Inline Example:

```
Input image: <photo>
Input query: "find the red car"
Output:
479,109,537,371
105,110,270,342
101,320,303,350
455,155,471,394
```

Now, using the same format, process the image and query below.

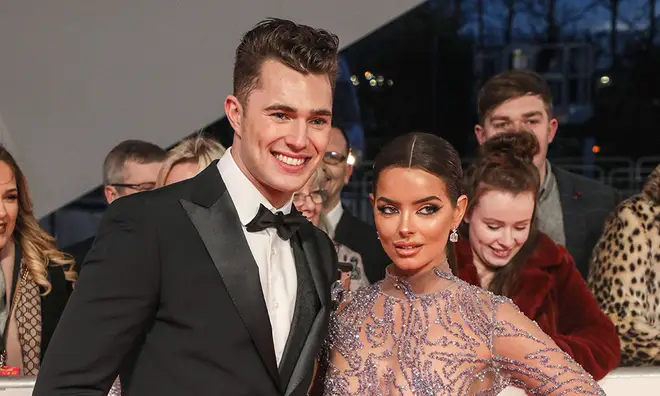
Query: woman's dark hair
463,131,541,296
372,132,464,272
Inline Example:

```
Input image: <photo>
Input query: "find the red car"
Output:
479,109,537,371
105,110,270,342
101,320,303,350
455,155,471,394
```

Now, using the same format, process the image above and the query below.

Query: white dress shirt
324,201,344,239
217,148,297,366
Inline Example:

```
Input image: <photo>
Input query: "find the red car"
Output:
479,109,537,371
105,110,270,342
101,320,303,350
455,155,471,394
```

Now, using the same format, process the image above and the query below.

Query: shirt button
272,249,277,256
274,301,279,309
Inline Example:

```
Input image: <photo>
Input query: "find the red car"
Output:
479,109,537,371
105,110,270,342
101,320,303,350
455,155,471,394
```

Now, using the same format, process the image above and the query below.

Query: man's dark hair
331,120,351,153
103,140,166,184
233,18,340,105
477,70,553,124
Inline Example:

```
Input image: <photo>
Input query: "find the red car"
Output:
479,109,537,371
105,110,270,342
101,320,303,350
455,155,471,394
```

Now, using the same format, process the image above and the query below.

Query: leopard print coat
588,165,660,366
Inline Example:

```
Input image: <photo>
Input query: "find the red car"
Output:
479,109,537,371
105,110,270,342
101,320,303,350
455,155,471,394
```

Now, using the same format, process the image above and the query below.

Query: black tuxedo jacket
33,162,337,396
554,166,621,279
334,209,390,283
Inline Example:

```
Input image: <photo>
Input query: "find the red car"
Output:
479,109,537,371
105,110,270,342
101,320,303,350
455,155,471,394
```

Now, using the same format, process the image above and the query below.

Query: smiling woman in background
454,131,620,381
0,145,76,376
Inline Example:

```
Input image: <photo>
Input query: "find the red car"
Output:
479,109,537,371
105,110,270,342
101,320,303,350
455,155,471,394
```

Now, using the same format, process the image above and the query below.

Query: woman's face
370,167,466,275
0,161,19,250
466,189,535,270
293,176,324,226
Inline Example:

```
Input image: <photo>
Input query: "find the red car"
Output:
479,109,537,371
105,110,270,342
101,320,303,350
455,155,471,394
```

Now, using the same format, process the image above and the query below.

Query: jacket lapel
554,168,586,269
284,223,331,396
278,232,320,390
179,162,280,387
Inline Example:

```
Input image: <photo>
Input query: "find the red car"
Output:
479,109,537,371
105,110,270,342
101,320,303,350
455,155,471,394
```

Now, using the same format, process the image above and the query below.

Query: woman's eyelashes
376,204,440,216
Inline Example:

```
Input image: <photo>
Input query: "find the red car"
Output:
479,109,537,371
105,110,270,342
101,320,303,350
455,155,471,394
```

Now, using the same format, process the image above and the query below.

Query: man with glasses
322,123,390,282
64,139,166,274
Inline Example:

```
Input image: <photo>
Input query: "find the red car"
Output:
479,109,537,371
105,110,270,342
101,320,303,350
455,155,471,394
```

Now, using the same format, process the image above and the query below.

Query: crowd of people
0,16,654,396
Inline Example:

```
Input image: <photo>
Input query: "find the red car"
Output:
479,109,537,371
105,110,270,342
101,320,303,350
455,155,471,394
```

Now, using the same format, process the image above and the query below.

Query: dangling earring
449,228,459,243
376,231,380,240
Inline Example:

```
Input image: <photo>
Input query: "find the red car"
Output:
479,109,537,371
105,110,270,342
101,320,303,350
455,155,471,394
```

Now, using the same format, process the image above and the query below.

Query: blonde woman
0,145,75,376
156,135,226,187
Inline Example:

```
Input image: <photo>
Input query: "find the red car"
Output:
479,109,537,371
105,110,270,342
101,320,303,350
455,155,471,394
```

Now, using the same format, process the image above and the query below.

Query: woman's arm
492,299,605,395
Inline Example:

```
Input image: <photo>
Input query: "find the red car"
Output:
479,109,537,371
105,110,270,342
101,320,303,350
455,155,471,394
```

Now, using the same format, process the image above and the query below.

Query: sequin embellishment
320,268,605,395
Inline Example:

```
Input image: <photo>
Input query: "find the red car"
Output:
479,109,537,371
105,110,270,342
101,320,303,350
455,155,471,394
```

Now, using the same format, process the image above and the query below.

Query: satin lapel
179,167,279,387
284,225,331,396
555,169,586,270
278,234,320,390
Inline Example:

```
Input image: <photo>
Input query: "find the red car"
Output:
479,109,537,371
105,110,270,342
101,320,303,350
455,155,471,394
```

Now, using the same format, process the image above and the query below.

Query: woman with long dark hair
317,133,604,395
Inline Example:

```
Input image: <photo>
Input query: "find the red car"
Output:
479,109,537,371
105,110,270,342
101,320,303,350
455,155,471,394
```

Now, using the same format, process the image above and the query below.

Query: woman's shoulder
333,281,382,311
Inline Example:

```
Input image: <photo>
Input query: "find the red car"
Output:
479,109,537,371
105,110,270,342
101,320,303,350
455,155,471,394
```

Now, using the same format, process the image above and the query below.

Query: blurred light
369,79,377,87
364,71,373,80
350,75,358,82
592,145,601,153
387,79,394,86
347,152,356,166
600,75,611,85
376,75,384,83
351,79,359,86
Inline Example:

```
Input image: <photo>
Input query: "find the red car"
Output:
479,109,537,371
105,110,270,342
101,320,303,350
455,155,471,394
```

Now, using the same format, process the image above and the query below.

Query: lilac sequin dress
320,266,605,395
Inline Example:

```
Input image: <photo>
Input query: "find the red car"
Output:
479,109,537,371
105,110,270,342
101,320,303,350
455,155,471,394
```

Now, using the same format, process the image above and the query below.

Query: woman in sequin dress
318,133,605,395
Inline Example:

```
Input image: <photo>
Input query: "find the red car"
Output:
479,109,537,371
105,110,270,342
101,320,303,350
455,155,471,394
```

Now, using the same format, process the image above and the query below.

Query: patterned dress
320,266,605,395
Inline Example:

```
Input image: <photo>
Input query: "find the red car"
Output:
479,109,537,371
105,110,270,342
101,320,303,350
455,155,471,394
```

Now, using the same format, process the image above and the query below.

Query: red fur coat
455,232,620,380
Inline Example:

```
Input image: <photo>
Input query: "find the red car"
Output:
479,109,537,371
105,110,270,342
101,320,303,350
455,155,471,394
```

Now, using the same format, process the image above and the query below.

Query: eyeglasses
323,151,348,165
108,182,156,192
293,190,327,205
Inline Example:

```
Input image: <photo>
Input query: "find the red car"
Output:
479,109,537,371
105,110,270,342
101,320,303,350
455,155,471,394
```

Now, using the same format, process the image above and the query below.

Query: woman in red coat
454,131,620,380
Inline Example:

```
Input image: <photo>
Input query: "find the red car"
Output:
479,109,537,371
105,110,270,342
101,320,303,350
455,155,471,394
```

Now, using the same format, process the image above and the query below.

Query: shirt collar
325,201,344,232
539,160,554,200
217,147,293,226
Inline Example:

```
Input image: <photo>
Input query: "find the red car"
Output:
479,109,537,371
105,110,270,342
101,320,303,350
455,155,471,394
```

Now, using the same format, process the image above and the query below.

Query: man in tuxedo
322,123,390,282
34,18,340,396
474,70,620,278
63,139,165,274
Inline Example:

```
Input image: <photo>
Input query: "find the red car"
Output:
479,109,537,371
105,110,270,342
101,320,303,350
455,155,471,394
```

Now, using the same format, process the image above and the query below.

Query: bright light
347,152,356,166
364,71,373,80
600,75,611,85
350,75,358,82
592,145,601,153
369,79,377,87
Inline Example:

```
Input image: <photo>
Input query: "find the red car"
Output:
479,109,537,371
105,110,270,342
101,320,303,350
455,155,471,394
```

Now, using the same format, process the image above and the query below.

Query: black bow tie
245,204,307,240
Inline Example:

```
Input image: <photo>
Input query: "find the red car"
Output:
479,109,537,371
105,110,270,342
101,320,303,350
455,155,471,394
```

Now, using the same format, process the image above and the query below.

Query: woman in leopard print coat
588,164,660,366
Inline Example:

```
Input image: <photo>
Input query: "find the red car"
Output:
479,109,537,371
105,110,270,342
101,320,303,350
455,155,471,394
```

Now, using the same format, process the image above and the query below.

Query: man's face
225,60,333,207
322,127,352,210
104,160,162,204
474,95,557,170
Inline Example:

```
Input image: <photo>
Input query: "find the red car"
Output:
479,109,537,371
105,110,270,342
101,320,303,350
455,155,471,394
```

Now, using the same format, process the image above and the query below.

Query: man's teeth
275,154,305,166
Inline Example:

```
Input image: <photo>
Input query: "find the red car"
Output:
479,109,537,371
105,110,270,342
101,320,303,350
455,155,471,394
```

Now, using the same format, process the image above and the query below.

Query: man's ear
225,95,244,138
474,124,487,145
104,185,118,204
547,117,558,144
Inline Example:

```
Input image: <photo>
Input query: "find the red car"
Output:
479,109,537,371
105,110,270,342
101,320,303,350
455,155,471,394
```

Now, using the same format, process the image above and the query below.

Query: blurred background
1,0,657,247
